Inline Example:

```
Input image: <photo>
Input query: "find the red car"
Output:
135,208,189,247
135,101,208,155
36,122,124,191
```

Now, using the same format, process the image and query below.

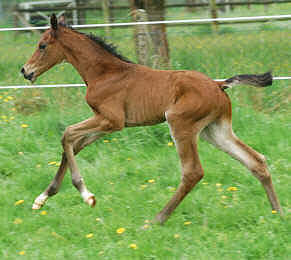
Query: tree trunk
129,0,151,66
129,0,170,69
144,0,170,69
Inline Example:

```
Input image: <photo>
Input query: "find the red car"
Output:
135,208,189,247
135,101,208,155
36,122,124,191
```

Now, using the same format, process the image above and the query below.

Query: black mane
59,23,133,63
84,33,133,64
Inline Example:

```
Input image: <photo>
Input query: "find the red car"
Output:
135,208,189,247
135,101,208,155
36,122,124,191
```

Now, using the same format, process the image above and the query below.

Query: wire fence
0,77,290,90
0,14,290,90
1,14,291,31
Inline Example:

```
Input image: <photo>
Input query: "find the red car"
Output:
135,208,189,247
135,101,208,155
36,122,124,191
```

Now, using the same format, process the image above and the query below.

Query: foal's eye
39,44,47,50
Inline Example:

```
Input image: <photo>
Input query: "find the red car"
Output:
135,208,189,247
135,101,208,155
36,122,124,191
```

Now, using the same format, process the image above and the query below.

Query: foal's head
21,14,65,83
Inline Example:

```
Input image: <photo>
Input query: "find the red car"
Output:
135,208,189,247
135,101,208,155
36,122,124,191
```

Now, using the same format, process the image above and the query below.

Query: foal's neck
59,28,131,85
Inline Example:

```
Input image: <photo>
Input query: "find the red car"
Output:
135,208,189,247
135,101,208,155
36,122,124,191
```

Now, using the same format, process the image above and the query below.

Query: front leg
61,114,122,206
32,133,104,210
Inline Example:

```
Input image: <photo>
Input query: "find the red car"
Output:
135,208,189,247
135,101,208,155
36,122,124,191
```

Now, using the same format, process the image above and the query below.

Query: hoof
82,191,96,207
86,196,96,207
153,213,168,225
32,202,43,210
32,193,48,210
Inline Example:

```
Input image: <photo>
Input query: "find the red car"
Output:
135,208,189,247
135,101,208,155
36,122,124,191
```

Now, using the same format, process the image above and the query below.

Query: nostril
27,72,34,80
21,67,25,74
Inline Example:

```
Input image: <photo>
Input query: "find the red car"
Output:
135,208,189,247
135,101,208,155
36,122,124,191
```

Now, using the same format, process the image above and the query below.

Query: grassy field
0,4,290,260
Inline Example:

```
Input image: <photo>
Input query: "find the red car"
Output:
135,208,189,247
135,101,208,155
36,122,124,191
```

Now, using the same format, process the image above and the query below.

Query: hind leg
155,116,206,224
201,119,282,214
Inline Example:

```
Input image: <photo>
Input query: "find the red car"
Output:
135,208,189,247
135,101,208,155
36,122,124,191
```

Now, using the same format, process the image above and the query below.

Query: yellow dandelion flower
0,96,2,99
271,210,277,214
48,161,57,165
202,182,208,185
14,200,24,206
116,227,126,234
140,184,147,190
184,221,192,225
221,195,227,199
10,116,15,120
174,234,180,238
18,152,24,155
148,179,155,183
4,98,9,102
167,142,174,146
7,96,14,100
144,219,150,223
127,158,132,161
143,224,150,229
227,186,238,191
40,210,47,215
217,188,223,192
129,243,138,249
55,162,61,166
18,251,26,256
103,140,109,143
86,233,94,238
13,218,23,224
216,183,222,187
21,124,28,128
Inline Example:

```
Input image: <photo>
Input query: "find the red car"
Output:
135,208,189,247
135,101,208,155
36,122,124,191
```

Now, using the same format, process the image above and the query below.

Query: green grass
0,4,291,260
0,100,290,259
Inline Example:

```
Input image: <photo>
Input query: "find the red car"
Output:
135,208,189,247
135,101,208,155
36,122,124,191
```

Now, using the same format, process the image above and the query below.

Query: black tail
221,71,273,90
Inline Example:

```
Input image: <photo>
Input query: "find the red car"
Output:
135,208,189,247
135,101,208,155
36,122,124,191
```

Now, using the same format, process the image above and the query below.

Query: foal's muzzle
21,67,34,81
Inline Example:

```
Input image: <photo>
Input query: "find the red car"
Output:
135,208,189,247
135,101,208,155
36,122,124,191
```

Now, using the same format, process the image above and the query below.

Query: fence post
209,0,219,33
186,0,196,12
102,0,112,38
76,0,86,24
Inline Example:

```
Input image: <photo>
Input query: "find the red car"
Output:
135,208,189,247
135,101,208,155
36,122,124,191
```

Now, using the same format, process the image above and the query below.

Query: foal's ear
50,13,58,30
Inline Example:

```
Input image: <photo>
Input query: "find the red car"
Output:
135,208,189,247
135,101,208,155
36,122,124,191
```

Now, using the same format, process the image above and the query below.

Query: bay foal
21,14,282,224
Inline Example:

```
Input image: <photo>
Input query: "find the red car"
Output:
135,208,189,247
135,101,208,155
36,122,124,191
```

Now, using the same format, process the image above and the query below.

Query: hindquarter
165,71,232,131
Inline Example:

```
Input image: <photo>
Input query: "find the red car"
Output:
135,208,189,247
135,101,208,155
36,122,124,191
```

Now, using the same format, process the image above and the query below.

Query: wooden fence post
76,0,86,24
102,0,112,38
209,0,219,33
186,0,196,12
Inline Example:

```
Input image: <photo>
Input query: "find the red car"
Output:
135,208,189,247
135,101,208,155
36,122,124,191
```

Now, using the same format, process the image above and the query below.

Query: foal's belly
124,99,167,127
